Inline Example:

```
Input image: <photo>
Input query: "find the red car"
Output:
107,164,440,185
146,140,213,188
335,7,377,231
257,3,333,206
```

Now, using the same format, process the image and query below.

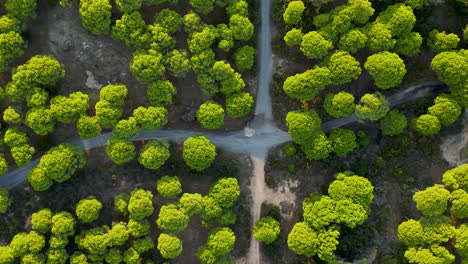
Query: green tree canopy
156,176,182,199
154,8,182,33
364,52,406,89
413,185,450,216
329,128,357,157
225,92,254,118
366,23,396,52
325,51,361,85
5,0,37,20
51,211,75,237
375,3,416,37
147,80,176,107
10,231,45,257
338,29,367,54
31,208,52,234
442,163,468,192
229,14,253,41
164,49,190,77
395,32,423,56
130,50,165,84
95,100,123,128
157,233,183,259
380,109,407,136
190,0,215,14
79,0,112,35
324,92,355,118
111,11,149,48
75,196,103,223
412,114,441,136
253,216,280,244
431,50,468,87
156,204,189,234
197,101,225,129
115,0,141,13
283,67,332,100
451,190,468,219
50,91,89,123
283,1,305,25
286,110,322,145
25,108,55,136
300,31,333,60
114,193,130,215
106,138,135,164
287,222,318,258
77,115,101,139
100,84,128,106
183,135,216,171
128,189,154,221
234,45,255,71
132,106,168,130
113,117,140,139
284,28,304,47
428,30,460,53
0,188,11,214
138,139,170,170
28,144,85,190
428,96,461,126
209,178,240,208
355,92,390,121
179,193,203,216
300,132,332,160
3,106,21,124
328,172,374,211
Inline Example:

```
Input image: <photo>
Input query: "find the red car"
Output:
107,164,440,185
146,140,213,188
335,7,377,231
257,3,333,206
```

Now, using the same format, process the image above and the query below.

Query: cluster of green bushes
280,0,466,160
287,171,374,262
286,110,358,160
398,164,468,263
0,176,240,263
78,0,257,130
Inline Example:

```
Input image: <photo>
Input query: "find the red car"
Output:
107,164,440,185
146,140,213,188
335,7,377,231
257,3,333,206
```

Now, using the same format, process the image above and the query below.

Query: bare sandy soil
0,144,253,263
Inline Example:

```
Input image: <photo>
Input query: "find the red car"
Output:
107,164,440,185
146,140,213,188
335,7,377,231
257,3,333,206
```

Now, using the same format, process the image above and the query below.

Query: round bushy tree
156,204,189,233
284,28,304,47
157,233,183,259
209,178,240,208
412,114,441,136
128,189,154,221
428,97,461,126
106,138,135,164
329,129,357,157
253,216,281,244
355,92,389,121
226,92,254,118
79,0,112,35
380,109,407,136
300,31,333,60
283,1,305,25
326,51,361,85
197,101,225,129
75,196,103,223
138,140,170,170
364,52,406,89
77,115,101,139
286,110,322,144
183,135,216,171
156,176,182,199
234,45,255,71
324,92,355,118
31,209,52,234
413,185,450,216
300,132,332,160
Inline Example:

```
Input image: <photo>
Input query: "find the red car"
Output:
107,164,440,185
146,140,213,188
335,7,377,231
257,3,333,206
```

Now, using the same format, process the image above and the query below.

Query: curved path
0,0,448,263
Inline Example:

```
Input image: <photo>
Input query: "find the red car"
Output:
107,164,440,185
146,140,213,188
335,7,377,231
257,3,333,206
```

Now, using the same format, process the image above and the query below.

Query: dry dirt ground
0,0,258,147
0,145,253,263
